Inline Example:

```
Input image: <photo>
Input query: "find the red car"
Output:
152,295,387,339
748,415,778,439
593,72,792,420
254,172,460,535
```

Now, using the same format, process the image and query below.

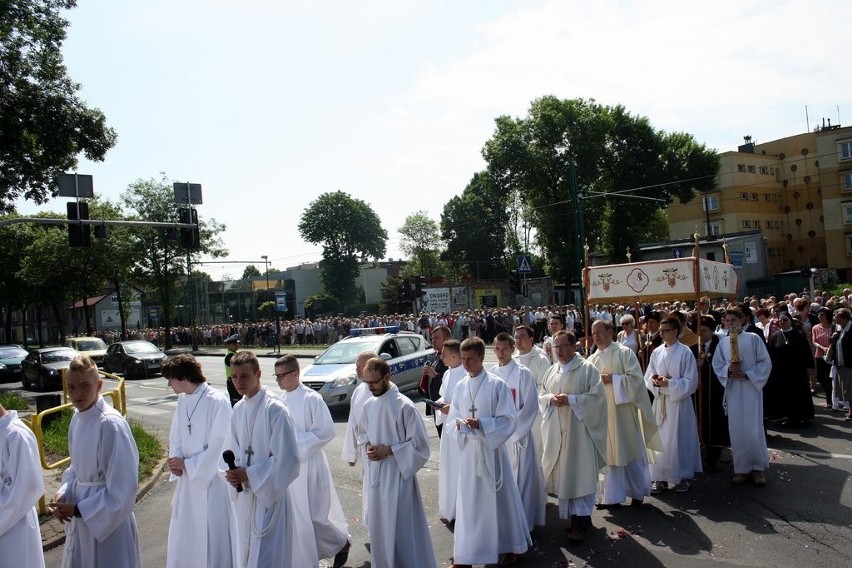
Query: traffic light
416,275,427,299
179,207,200,250
509,270,520,293
67,202,91,247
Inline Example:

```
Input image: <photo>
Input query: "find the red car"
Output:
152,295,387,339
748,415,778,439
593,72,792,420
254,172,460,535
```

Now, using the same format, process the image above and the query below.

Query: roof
69,294,109,310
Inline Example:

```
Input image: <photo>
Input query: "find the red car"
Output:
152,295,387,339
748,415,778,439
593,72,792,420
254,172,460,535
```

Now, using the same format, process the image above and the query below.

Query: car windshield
76,339,107,351
0,347,28,358
124,342,161,355
42,351,75,364
313,338,383,365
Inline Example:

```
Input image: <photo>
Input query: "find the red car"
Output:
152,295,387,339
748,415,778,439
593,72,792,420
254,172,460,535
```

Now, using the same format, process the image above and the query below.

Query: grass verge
42,409,164,481
0,389,29,410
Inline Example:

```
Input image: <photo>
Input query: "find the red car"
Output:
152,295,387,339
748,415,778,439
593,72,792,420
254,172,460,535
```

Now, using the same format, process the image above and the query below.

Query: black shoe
630,498,644,507
333,540,351,568
595,502,622,510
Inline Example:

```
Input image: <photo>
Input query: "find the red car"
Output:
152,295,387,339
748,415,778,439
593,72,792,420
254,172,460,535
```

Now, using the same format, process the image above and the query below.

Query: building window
763,193,772,201
753,219,760,227
841,141,852,160
740,192,749,200
750,193,758,201
706,221,722,236
847,235,852,255
701,195,719,211
844,203,852,224
747,165,756,173
765,220,772,228
742,220,752,228
737,164,746,172
759,166,768,175
844,173,852,191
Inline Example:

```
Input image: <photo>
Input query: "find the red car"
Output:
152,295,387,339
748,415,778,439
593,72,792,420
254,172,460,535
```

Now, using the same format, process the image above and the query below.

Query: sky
18,0,851,280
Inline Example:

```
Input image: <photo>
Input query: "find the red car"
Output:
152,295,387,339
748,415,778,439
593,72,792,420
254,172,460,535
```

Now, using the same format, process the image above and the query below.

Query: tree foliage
298,191,387,306
440,171,511,279
242,265,261,279
121,174,227,347
482,96,719,283
0,0,118,211
399,211,443,277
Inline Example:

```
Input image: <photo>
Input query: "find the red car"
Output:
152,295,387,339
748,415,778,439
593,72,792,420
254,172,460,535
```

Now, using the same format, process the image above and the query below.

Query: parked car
0,345,29,383
103,340,168,379
64,337,109,367
21,347,77,391
301,326,434,408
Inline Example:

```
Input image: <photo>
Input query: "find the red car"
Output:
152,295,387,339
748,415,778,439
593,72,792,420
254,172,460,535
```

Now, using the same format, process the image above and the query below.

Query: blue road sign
518,255,532,274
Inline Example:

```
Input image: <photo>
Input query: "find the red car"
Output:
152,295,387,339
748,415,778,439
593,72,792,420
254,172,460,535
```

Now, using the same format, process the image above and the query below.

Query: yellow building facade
667,125,852,280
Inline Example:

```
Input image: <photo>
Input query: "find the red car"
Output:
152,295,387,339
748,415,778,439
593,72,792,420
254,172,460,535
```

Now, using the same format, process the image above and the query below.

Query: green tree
298,191,387,307
122,174,227,348
440,171,511,280
0,216,32,340
242,265,261,279
399,211,442,277
0,0,117,212
482,96,719,284
380,275,412,314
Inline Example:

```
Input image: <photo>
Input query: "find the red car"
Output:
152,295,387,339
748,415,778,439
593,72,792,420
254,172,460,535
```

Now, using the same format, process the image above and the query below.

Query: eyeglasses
273,369,298,379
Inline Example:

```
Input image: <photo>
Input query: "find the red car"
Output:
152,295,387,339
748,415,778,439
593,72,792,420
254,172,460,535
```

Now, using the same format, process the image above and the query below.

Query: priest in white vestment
644,318,702,493
436,340,466,522
0,403,45,568
448,337,531,568
514,324,552,467
341,351,378,470
587,320,661,508
491,332,546,532
539,331,608,543
358,357,437,568
276,355,351,568
51,355,141,568
712,309,772,486
163,354,234,568
222,351,305,568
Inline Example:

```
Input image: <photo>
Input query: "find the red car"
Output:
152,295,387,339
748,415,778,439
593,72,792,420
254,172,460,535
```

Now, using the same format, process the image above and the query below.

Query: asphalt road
9,354,852,567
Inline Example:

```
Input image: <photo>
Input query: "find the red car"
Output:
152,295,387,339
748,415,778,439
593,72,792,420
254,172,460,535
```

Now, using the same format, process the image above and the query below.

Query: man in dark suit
420,325,450,437
828,308,852,421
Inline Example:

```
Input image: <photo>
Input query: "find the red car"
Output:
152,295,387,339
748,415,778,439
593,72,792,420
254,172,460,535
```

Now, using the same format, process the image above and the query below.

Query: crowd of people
2,286,850,567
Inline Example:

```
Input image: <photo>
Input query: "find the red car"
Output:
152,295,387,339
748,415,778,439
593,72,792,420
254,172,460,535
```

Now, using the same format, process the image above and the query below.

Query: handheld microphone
222,450,243,492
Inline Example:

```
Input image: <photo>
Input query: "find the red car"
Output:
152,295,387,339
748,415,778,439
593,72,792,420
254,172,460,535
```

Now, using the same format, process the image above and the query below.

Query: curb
40,456,170,552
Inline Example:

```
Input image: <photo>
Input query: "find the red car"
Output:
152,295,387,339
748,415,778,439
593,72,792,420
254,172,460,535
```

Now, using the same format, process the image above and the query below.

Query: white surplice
515,346,552,472
357,383,436,568
281,384,349,560
58,396,141,568
223,387,304,568
341,380,371,467
0,410,45,568
490,360,546,530
587,343,660,505
167,382,234,568
539,357,608,517
449,370,532,566
437,364,466,521
712,331,772,473
644,342,702,485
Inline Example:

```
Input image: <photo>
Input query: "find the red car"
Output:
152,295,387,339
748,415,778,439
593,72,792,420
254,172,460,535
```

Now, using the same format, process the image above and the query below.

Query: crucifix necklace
184,383,206,435
467,374,485,418
244,392,264,466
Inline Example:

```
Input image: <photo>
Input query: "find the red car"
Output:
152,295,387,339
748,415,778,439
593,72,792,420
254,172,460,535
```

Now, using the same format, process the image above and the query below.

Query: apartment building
667,124,852,281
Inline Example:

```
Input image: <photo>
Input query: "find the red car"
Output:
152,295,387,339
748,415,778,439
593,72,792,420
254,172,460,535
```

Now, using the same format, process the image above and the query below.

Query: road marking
128,405,171,416
770,447,852,460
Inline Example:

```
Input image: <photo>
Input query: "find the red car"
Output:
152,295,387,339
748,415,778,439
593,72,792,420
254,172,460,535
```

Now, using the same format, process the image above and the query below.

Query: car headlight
331,374,357,388
0,363,6,370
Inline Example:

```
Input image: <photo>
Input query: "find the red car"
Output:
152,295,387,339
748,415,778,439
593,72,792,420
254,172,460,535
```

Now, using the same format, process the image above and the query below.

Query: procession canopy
585,257,738,305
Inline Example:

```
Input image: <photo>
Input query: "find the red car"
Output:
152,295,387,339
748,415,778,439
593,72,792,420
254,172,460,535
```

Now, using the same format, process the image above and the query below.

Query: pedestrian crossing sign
517,255,532,274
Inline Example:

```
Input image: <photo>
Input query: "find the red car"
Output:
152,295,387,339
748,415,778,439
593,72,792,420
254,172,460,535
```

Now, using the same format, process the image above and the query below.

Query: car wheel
22,373,32,390
123,363,132,380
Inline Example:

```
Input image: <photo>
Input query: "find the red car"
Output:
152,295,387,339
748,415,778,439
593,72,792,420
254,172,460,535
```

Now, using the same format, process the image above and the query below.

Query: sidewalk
163,345,326,359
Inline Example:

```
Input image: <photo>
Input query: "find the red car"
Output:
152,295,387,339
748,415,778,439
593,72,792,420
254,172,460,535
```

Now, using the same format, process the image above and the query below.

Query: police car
301,326,434,408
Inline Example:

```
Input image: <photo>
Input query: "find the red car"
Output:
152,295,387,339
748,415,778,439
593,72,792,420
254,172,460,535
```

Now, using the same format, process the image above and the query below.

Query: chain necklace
184,383,207,435
467,371,486,418
243,389,265,466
